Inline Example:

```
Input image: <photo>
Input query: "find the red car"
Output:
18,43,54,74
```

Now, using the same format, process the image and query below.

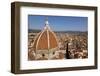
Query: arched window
53,52,55,55
42,54,45,57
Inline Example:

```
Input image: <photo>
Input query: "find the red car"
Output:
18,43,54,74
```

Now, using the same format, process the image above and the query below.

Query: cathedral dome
33,18,58,51
28,17,65,60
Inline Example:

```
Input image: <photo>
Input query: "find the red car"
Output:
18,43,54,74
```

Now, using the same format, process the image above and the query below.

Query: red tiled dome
33,18,58,51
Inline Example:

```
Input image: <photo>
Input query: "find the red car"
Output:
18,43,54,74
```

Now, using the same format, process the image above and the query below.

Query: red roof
33,29,58,51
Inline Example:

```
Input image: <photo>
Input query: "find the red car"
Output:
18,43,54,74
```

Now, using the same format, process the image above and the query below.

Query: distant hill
28,29,41,33
28,29,87,34
54,31,87,33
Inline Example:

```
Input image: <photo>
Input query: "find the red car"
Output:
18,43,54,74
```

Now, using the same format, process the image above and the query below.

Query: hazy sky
28,15,88,31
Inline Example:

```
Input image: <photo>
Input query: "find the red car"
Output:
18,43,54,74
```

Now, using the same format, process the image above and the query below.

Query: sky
28,15,88,31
